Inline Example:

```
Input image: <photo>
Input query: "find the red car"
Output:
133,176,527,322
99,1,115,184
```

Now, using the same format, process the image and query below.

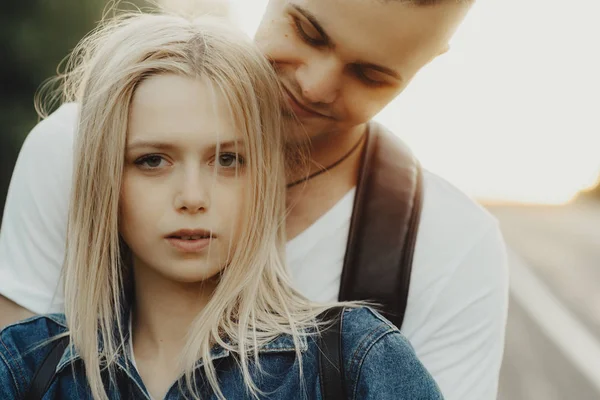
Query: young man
0,1,508,399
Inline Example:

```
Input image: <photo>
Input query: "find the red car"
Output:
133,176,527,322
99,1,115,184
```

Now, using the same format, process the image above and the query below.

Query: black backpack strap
318,307,346,400
24,336,69,400
339,122,423,329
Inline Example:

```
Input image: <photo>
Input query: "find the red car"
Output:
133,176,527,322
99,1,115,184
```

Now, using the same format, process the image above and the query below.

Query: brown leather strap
339,122,423,329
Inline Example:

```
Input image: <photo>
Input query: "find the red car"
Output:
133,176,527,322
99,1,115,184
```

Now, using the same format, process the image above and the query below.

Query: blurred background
1,0,599,398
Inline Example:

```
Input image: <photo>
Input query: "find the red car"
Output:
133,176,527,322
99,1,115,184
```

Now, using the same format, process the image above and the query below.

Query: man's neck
302,124,367,177
285,123,368,240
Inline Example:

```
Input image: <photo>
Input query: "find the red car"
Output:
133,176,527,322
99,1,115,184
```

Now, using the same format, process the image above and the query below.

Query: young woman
0,12,443,400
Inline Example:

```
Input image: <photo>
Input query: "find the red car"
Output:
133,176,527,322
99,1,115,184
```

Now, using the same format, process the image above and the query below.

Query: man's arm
0,103,78,322
0,294,34,329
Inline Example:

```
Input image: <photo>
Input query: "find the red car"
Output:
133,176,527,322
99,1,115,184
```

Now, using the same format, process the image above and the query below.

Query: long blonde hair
59,11,337,400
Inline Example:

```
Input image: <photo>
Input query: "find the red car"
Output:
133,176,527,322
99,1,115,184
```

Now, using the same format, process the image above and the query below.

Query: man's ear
425,44,451,67
438,43,450,56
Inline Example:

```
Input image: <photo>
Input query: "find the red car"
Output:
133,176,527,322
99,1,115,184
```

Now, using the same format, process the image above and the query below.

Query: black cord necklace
286,133,366,189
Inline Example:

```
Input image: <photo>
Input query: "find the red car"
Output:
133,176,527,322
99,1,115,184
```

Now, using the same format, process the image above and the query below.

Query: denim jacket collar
53,314,308,374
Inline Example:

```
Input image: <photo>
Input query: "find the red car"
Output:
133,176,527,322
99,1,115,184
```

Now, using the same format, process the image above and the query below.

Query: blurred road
487,201,600,400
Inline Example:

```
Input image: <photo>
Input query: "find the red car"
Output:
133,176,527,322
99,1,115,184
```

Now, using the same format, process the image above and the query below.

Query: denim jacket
0,307,443,399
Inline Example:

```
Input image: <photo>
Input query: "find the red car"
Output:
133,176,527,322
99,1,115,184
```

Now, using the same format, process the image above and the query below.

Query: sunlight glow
173,0,600,205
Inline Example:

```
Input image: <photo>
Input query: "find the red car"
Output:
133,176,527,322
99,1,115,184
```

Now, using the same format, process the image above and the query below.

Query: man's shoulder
406,168,508,336
21,103,78,153
417,168,503,266
421,168,498,234
411,168,506,283
369,121,499,240
0,104,78,315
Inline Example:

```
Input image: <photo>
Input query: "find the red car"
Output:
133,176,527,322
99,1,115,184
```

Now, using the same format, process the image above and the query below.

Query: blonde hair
57,10,341,400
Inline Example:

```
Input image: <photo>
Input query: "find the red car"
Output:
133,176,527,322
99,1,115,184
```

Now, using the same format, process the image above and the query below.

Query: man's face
255,0,472,139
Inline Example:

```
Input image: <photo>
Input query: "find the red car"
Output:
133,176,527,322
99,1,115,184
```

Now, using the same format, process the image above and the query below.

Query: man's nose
174,169,211,214
296,57,342,105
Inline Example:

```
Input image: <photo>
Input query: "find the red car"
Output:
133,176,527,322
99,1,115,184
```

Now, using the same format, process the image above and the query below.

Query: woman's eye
217,153,244,168
134,155,167,170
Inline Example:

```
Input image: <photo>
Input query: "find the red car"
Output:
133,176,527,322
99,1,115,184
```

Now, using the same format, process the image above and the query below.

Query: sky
170,0,600,204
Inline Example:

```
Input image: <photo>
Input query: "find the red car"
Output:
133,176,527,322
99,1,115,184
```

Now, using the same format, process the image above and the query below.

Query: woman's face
120,73,248,284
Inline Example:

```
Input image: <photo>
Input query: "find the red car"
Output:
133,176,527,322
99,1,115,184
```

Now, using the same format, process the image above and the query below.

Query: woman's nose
173,170,211,214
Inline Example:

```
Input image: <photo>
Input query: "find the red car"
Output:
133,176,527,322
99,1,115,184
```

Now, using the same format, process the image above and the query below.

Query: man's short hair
389,0,473,5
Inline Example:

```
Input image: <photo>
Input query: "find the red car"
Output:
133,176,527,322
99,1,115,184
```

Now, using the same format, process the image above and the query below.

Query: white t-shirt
0,103,509,400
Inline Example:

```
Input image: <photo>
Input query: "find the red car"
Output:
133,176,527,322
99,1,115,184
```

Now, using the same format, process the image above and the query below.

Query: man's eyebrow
289,4,400,82
358,62,403,81
291,4,332,46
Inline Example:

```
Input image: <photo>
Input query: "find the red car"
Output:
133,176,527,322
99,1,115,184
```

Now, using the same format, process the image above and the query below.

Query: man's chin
283,113,335,141
282,118,318,144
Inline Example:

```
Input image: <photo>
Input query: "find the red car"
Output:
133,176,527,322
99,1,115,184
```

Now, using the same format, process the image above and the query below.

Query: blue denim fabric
0,307,443,399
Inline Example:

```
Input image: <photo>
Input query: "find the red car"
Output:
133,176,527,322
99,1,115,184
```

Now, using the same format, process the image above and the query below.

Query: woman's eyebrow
126,140,177,151
213,139,245,151
126,139,245,152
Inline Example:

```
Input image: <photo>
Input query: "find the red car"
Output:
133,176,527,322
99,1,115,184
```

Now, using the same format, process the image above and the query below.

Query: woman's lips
166,237,213,253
